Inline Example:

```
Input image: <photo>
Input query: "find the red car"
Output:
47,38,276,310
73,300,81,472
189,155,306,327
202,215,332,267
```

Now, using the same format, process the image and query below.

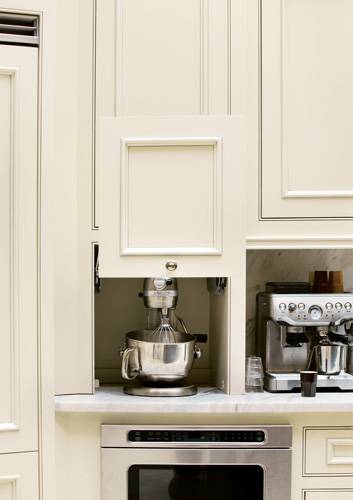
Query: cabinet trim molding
0,475,19,500
327,438,353,466
120,136,223,256
246,236,353,249
0,64,20,434
114,0,230,115
283,190,353,199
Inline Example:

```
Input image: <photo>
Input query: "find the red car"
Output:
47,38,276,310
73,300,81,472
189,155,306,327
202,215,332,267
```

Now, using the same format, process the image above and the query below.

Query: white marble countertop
55,386,353,413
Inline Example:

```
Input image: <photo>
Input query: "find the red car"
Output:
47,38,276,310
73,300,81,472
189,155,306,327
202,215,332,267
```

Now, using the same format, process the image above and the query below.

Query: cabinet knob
165,260,177,271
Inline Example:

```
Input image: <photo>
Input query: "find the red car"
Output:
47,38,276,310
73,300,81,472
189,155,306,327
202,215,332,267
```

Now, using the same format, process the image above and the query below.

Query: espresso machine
257,291,353,391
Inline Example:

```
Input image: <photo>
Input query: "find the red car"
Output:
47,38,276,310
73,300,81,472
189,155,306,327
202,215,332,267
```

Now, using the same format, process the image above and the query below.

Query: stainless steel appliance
101,425,292,500
120,277,203,397
121,330,201,396
257,292,353,392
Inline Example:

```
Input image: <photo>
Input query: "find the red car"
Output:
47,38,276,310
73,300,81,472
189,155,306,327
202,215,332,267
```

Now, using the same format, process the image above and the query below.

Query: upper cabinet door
0,45,38,453
262,0,353,219
98,115,244,277
95,0,233,228
96,0,230,118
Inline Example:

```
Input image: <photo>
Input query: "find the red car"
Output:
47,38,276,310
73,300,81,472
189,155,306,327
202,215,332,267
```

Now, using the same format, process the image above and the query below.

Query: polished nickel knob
165,260,177,271
288,303,297,312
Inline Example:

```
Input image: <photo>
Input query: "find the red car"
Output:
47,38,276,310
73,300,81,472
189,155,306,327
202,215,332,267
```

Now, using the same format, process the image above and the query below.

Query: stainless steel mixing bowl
120,330,201,383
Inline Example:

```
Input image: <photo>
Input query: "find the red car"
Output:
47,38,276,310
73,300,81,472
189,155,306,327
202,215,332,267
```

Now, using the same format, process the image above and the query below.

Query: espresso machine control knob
308,305,323,321
288,303,297,312
345,302,352,311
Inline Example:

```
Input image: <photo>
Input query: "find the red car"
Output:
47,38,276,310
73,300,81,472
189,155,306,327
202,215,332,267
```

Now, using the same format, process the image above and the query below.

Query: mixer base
124,384,197,397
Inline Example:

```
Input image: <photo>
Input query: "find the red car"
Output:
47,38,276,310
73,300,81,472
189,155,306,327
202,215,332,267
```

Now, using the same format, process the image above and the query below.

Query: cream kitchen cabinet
98,115,244,278
54,0,248,393
261,0,353,221
0,452,38,500
96,0,246,278
0,44,38,453
304,427,353,477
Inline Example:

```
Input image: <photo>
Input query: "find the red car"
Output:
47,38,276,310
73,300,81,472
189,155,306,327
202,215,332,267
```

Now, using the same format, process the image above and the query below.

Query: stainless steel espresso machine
257,291,353,391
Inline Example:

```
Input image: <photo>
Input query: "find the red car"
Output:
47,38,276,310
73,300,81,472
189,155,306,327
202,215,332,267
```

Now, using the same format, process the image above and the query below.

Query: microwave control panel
128,430,265,443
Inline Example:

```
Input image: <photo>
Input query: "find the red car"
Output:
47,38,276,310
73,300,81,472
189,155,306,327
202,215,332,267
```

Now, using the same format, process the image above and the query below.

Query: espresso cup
300,371,318,397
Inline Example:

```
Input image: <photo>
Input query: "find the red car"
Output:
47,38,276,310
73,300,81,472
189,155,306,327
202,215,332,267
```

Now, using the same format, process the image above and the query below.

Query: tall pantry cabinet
0,4,56,499
0,42,38,498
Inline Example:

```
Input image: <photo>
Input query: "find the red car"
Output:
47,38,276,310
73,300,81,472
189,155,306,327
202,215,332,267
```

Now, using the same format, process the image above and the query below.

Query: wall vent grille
0,13,39,46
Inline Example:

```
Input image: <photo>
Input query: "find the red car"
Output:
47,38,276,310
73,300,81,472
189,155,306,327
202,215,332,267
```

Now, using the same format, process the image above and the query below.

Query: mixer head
142,277,178,313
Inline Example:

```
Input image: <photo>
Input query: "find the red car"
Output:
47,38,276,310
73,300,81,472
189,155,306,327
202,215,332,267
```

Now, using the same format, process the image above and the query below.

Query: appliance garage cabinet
95,0,247,394
96,0,246,279
0,27,40,500
54,0,248,396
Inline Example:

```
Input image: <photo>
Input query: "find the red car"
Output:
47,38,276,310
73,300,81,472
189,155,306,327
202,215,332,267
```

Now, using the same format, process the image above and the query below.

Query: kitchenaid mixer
120,277,202,396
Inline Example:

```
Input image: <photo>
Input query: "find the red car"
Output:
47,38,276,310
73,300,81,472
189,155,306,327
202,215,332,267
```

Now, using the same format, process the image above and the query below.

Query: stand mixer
120,277,203,397
257,292,353,391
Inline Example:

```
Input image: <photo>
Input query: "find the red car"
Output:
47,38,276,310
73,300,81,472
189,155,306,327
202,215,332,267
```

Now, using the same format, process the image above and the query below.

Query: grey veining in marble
55,385,353,414
246,249,353,355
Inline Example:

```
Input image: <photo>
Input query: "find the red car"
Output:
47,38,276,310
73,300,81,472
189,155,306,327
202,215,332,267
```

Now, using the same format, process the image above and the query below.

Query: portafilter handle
330,317,353,327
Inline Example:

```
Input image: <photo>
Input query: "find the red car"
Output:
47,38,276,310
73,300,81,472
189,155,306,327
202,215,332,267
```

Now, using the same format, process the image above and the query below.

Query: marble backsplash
246,249,353,355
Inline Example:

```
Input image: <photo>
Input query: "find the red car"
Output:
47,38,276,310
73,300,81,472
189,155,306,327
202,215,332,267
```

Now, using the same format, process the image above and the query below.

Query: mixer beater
151,310,177,343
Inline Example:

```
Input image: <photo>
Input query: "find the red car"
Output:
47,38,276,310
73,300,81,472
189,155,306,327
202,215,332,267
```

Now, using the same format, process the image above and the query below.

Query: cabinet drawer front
304,428,353,476
305,491,353,500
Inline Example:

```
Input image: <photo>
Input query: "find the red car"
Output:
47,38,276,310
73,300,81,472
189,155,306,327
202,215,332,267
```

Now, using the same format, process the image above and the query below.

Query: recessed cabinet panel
0,452,38,500
262,0,353,219
113,0,230,115
98,115,244,277
0,71,13,426
0,45,38,452
122,142,220,254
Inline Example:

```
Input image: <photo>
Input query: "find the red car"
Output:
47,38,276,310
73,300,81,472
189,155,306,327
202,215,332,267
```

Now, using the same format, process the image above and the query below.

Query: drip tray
124,384,197,397
266,372,353,392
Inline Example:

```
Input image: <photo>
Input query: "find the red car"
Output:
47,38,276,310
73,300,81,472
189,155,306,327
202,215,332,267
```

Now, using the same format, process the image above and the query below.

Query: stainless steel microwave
101,425,292,500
